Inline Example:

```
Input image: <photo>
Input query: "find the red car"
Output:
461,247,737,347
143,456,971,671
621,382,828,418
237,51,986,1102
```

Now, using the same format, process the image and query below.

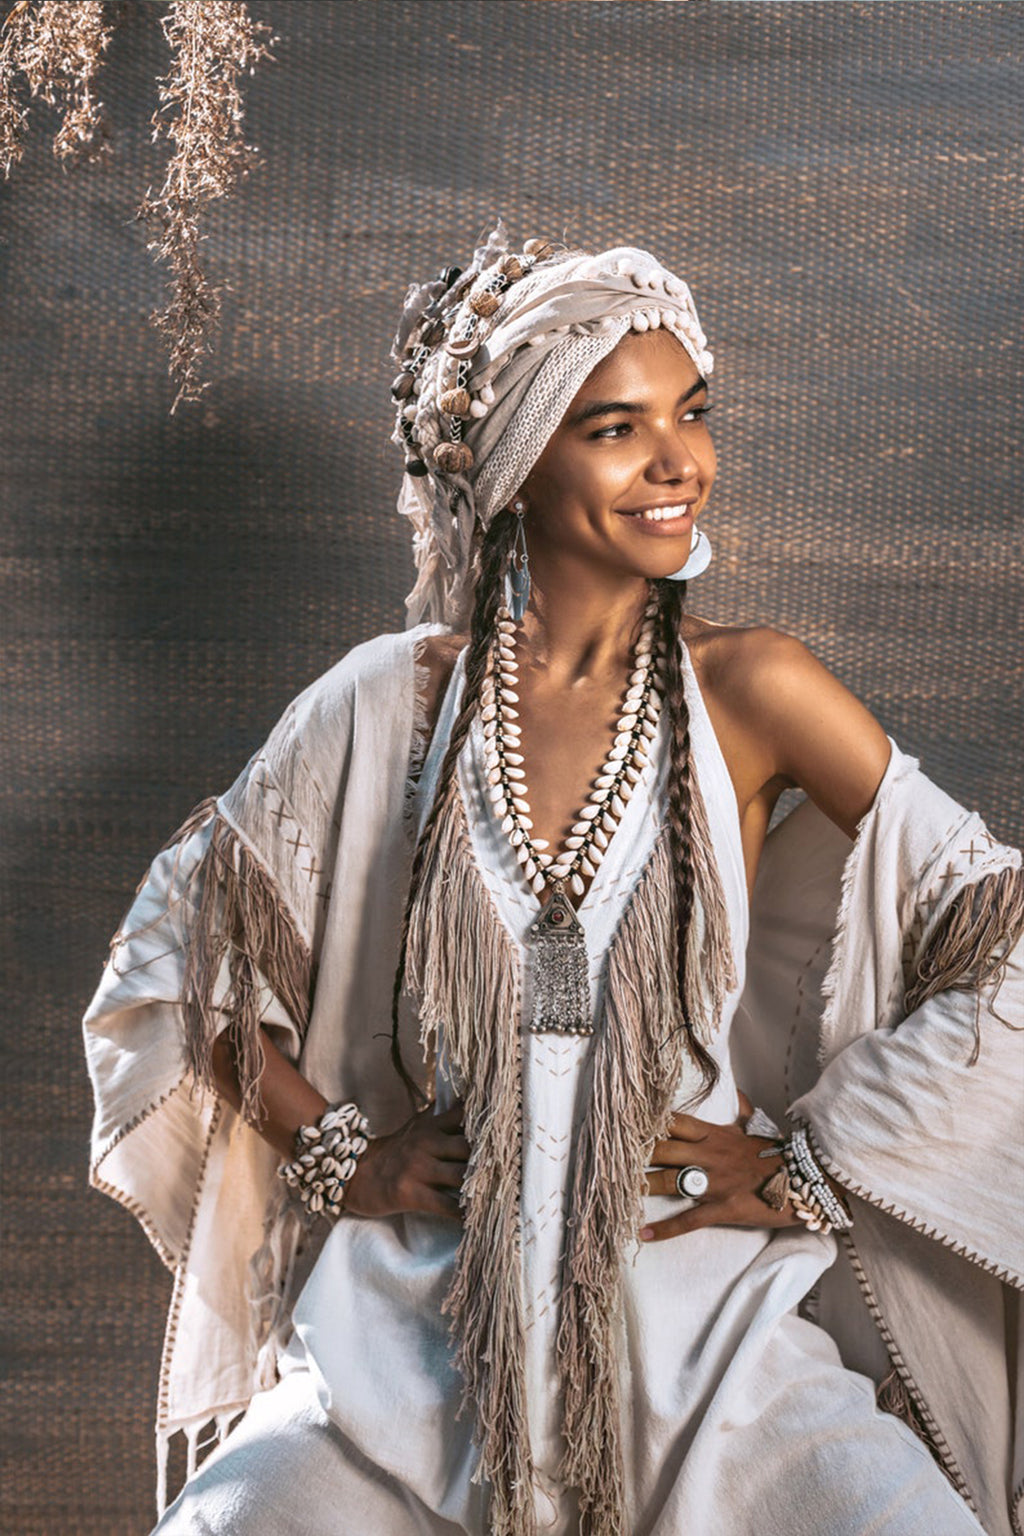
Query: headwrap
390,222,714,627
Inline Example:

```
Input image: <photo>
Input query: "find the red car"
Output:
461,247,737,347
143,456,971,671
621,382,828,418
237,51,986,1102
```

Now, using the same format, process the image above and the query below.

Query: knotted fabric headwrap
391,221,714,627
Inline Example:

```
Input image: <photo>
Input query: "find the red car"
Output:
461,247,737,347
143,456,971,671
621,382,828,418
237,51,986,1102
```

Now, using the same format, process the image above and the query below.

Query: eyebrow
567,377,708,428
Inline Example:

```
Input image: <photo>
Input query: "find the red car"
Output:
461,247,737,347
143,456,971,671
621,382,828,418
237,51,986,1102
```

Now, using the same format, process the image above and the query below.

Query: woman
84,229,1023,1535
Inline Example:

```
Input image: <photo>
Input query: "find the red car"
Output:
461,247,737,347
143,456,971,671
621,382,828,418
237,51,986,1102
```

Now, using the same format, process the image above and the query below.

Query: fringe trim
404,790,735,1534
155,1404,248,1518
905,864,1024,1065
876,1363,944,1451
171,800,314,1123
247,1178,306,1391
405,783,534,1536
557,831,691,1533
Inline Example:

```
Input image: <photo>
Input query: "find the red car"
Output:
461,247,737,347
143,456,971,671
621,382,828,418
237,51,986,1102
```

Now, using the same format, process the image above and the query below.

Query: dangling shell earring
667,525,712,582
504,497,531,621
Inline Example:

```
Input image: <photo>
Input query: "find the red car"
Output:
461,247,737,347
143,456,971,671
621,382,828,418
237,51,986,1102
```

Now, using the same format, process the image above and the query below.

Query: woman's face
521,329,716,589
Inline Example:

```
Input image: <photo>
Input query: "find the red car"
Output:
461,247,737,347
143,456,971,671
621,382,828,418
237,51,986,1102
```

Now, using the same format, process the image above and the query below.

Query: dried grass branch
136,1,276,412
0,0,113,179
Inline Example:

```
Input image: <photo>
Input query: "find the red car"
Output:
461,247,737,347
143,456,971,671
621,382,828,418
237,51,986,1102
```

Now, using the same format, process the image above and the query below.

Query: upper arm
710,627,891,840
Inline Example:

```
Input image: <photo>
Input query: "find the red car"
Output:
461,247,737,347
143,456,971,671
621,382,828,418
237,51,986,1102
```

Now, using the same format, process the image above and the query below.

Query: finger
639,1202,726,1242
736,1089,754,1120
645,1167,712,1199
433,1133,471,1160
429,1159,467,1189
429,1103,466,1127
665,1112,711,1142
424,1187,464,1220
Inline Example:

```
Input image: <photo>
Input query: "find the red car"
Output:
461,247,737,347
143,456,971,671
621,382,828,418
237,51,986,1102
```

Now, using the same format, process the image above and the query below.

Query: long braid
389,508,519,1108
654,578,720,1100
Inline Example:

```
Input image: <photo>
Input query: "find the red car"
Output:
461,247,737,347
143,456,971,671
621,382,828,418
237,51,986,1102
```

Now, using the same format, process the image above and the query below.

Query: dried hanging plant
0,1,275,410
0,0,113,177
136,1,276,411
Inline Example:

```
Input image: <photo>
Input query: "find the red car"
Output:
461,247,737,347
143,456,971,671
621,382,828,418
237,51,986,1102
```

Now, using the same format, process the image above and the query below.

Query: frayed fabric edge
406,780,534,1536
906,863,1024,1065
156,1405,249,1518
166,800,313,1124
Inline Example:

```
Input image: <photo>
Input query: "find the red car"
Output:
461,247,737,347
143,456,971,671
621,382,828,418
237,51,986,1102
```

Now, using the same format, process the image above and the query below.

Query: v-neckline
466,674,664,917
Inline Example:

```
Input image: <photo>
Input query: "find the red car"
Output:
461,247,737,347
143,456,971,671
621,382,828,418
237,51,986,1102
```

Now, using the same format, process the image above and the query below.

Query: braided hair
389,508,520,1108
654,578,721,1100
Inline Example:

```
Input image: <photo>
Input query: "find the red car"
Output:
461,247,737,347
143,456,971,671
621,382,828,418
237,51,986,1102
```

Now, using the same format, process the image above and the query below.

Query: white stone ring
675,1165,710,1200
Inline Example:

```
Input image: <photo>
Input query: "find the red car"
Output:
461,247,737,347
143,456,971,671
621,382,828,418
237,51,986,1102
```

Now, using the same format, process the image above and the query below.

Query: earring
504,498,531,621
667,526,712,582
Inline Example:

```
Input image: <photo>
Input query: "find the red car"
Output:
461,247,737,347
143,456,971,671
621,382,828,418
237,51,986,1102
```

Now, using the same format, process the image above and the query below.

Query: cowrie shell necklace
481,597,662,901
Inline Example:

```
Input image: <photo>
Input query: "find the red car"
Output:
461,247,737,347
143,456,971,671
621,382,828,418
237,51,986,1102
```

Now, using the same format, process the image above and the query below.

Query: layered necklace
481,596,663,1036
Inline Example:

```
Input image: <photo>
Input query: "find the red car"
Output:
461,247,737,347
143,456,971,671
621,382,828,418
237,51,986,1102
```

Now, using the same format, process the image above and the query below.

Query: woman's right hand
343,1101,470,1221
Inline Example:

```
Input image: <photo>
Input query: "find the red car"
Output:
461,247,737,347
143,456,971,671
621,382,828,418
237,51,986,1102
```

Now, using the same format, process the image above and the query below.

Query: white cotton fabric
151,643,984,1535
82,626,1024,1534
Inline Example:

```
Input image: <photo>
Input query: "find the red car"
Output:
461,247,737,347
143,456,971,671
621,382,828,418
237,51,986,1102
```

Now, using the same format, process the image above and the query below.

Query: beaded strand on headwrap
391,237,557,480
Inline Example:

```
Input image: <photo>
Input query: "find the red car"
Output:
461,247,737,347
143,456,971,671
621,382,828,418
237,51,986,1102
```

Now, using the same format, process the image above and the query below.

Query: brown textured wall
1,2,1020,1529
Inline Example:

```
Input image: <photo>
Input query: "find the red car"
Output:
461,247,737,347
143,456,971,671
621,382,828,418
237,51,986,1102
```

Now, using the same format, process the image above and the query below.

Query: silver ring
675,1165,709,1200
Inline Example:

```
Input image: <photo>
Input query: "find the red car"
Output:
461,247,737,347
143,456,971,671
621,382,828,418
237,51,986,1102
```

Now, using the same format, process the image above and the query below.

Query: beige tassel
876,1364,950,1479
405,784,535,1536
404,772,736,1534
168,800,313,1124
906,863,1024,1064
557,828,729,1533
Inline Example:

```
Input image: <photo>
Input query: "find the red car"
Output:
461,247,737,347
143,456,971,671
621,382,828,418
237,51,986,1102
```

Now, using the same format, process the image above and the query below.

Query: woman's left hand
640,1090,800,1243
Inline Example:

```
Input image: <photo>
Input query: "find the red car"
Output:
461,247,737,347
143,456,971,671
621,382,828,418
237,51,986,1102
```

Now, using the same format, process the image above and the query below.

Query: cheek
698,434,718,484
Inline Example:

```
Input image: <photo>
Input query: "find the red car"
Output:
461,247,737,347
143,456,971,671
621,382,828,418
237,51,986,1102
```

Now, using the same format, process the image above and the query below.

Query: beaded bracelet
278,1101,372,1221
780,1125,853,1233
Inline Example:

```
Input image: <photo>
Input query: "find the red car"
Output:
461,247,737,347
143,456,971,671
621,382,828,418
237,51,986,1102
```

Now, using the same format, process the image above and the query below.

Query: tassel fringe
558,831,714,1533
906,864,1024,1064
405,786,735,1534
170,799,313,1122
406,782,535,1535
876,1365,952,1480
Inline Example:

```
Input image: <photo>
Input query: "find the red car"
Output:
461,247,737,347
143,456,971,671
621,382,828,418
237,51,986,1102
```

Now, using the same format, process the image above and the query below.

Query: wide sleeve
787,796,1024,1285
736,745,1024,1535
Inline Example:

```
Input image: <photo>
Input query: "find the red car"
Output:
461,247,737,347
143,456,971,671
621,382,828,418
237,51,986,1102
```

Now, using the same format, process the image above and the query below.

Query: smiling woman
83,228,1023,1536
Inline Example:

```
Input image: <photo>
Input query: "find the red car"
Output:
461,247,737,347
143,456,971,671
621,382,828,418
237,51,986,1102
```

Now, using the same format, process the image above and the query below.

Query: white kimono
83,627,1024,1534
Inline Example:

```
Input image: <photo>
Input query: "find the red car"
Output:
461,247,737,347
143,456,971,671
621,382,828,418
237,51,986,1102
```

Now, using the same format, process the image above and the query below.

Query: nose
646,423,699,483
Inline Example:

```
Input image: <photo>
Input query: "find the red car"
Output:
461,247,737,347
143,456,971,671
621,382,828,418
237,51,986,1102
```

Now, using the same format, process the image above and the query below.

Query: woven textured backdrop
2,2,1021,1530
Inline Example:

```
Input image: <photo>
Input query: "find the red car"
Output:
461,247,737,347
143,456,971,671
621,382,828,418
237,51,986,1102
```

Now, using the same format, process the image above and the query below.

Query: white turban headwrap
391,223,713,627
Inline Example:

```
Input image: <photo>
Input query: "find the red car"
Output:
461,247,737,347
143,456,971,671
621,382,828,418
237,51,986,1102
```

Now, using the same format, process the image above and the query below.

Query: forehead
572,329,703,402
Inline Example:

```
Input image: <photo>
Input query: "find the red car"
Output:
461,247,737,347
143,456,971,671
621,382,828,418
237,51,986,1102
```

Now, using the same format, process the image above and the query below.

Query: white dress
154,644,983,1535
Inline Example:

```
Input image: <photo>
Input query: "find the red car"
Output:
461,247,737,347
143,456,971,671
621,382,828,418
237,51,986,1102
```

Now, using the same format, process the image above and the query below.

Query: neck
517,566,653,683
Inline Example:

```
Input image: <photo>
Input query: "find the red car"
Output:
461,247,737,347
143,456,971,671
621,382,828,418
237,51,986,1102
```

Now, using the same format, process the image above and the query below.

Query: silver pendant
528,884,592,1036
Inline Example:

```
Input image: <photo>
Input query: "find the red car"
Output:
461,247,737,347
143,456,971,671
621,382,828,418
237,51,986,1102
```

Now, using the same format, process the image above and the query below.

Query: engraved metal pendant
528,884,592,1036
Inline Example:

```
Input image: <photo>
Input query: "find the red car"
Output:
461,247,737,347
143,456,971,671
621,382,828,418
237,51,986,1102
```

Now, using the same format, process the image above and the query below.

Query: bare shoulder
682,617,834,705
680,615,891,839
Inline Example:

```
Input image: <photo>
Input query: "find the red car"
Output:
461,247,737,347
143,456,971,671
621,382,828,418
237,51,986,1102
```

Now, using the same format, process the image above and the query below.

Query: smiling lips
619,502,695,525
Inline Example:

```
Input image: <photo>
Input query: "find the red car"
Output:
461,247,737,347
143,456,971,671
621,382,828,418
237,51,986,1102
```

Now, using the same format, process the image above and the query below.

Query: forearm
212,1026,327,1159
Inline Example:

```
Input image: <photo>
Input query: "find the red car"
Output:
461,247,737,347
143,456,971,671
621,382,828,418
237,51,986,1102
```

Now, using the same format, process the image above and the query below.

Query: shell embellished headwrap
391,222,714,627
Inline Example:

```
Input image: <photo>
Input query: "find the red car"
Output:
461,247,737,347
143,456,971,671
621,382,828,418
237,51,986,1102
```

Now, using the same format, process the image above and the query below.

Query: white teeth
638,504,689,522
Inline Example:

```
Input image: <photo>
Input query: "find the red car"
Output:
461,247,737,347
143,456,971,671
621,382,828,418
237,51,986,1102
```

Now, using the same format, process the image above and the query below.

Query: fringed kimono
83,626,1024,1534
